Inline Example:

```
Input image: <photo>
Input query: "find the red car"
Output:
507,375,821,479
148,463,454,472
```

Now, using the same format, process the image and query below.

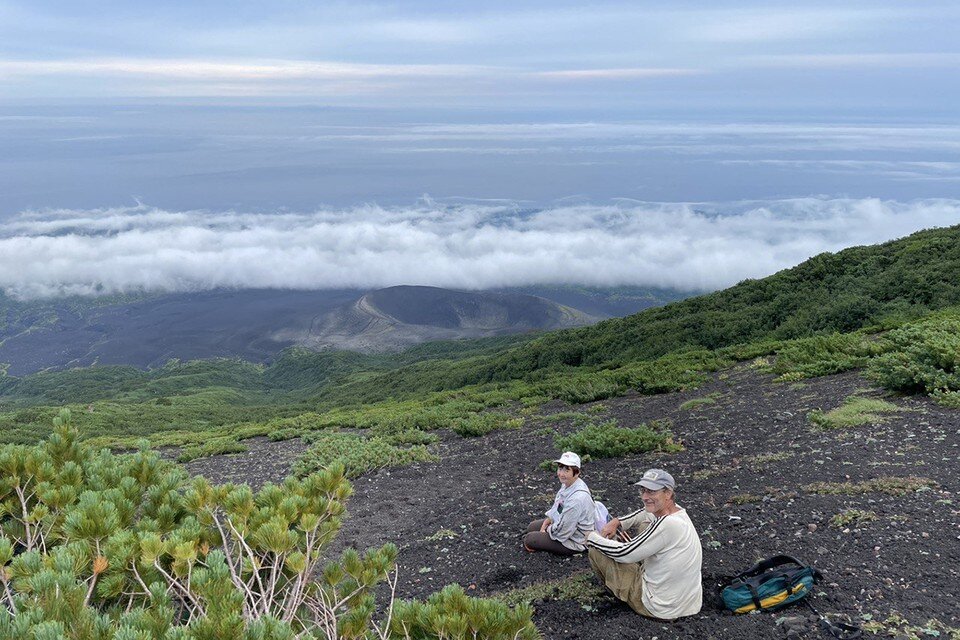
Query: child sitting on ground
522,451,596,556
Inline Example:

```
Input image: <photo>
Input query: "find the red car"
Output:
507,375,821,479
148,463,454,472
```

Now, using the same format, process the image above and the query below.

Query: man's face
641,486,672,513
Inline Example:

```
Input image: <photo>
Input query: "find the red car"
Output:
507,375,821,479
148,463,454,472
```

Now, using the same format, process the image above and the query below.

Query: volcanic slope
184,362,960,640
295,286,599,353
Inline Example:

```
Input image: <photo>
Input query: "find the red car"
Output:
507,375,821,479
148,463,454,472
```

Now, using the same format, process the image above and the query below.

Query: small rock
807,523,818,533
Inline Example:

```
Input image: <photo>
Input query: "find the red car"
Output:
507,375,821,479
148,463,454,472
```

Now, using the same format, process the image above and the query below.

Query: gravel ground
184,365,960,639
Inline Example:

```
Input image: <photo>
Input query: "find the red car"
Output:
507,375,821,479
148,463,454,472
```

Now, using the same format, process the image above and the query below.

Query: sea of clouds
2,197,959,299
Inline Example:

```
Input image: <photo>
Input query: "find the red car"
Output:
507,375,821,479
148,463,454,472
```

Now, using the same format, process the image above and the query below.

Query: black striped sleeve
587,516,668,561
617,508,646,523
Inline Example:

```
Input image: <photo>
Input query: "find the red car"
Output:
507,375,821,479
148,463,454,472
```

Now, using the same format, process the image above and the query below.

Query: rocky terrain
185,364,960,639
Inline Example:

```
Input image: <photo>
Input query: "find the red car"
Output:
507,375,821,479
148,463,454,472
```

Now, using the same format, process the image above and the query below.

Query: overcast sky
2,1,958,109
1,1,958,296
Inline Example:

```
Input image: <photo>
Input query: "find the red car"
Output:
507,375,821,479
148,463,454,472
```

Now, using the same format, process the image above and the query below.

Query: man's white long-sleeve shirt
586,506,703,619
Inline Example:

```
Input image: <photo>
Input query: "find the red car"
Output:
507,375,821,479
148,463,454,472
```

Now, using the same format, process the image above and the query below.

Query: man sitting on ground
522,451,596,556
585,468,702,620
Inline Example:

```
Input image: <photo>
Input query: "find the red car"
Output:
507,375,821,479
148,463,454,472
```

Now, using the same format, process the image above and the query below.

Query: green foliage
679,393,721,410
807,396,902,430
450,413,523,437
802,476,937,496
5,228,960,453
495,570,605,608
829,509,878,528
554,418,681,459
177,438,250,462
294,433,438,479
868,315,960,395
771,332,883,380
0,410,537,639
390,584,539,640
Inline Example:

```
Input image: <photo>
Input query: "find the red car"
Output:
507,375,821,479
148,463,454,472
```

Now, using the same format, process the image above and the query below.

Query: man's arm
586,515,670,563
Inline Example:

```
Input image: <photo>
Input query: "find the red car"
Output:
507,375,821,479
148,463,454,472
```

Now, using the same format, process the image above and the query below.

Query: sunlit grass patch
679,393,722,411
808,396,902,429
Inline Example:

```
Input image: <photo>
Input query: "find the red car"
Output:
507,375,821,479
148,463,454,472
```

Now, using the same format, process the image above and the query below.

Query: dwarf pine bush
554,419,682,459
294,432,438,479
0,410,537,639
868,316,960,397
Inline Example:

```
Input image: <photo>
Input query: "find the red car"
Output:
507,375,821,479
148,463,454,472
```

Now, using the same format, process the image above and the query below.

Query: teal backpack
720,555,861,639
721,555,819,613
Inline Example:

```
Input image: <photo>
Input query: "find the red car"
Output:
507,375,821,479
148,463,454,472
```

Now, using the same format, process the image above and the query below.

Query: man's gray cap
635,468,676,490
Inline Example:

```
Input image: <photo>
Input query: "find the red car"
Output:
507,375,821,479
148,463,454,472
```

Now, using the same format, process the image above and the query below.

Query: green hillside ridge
321,223,960,403
0,224,959,453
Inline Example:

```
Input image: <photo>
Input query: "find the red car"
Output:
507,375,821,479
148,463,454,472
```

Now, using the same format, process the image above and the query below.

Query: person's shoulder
665,507,697,529
569,481,593,501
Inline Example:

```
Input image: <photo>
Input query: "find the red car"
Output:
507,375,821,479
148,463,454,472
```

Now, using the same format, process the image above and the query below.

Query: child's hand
540,518,552,532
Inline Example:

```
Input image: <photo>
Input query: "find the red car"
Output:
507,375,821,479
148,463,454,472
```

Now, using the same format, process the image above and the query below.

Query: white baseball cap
554,451,582,468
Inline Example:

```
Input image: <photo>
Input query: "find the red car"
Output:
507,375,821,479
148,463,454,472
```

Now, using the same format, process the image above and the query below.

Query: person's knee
526,519,544,533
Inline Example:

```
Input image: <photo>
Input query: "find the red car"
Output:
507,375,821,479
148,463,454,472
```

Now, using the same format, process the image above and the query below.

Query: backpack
593,500,611,532
721,555,820,613
721,555,862,639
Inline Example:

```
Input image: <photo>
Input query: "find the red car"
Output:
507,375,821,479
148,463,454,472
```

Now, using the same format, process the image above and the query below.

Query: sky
1,1,959,297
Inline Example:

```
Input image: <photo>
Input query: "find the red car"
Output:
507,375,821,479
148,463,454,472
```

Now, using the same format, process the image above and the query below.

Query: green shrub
553,377,623,404
0,410,536,639
554,419,681,459
772,332,881,379
450,413,523,437
390,584,538,639
177,437,249,462
295,432,438,478
868,316,960,394
931,389,960,408
381,430,439,446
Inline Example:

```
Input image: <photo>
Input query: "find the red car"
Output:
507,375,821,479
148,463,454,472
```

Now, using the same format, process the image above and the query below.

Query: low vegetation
554,418,682,459
293,432,438,479
0,411,537,639
802,476,938,496
495,571,606,608
807,396,902,430
830,509,878,528
679,393,722,411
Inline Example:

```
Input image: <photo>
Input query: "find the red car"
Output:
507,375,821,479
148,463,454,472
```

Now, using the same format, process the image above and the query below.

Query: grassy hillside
1,224,959,447
316,224,960,403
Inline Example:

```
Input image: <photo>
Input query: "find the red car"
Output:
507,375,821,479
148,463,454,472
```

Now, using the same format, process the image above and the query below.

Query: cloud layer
3,198,960,299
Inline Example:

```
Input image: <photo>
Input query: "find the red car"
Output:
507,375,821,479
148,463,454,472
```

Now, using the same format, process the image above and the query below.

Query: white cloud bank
3,198,960,299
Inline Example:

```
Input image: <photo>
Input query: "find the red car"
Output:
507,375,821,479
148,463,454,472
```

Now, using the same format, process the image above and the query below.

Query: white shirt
586,506,703,619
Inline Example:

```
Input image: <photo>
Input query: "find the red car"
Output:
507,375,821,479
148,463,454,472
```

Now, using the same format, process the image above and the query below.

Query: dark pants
522,519,578,556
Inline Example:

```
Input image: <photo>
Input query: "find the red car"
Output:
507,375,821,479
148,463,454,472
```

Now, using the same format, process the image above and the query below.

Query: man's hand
540,518,552,532
600,517,620,539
